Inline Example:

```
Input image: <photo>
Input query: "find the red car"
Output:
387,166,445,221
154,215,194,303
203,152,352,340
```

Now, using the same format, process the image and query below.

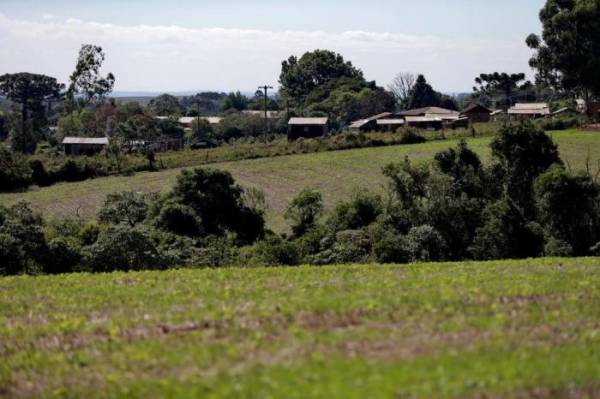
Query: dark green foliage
251,234,300,266
0,146,32,190
330,229,372,263
216,113,264,141
473,72,531,109
470,198,544,260
162,168,264,243
45,237,81,274
372,230,409,264
285,189,324,237
328,189,383,231
149,94,182,115
434,139,484,197
28,159,51,187
490,122,562,214
0,72,64,153
534,166,600,255
67,44,115,109
407,75,458,110
154,201,204,237
404,225,446,262
0,233,27,275
98,191,155,227
84,225,166,272
222,92,248,111
398,129,426,145
527,0,600,112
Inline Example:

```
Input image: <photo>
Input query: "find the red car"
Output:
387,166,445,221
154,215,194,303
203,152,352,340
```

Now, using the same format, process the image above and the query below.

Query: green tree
526,0,600,113
97,191,155,227
0,72,64,153
0,146,33,191
534,166,600,255
473,72,532,109
222,91,248,111
490,123,562,215
407,75,443,109
285,189,324,237
67,44,115,109
279,50,364,108
149,93,182,115
188,118,214,144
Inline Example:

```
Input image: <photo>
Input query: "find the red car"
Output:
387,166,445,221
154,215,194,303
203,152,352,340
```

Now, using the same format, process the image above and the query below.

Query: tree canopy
67,44,115,109
527,0,600,111
473,72,532,109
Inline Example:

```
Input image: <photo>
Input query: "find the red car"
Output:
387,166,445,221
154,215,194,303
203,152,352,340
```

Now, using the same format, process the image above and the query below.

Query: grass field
1,257,599,398
1,129,599,232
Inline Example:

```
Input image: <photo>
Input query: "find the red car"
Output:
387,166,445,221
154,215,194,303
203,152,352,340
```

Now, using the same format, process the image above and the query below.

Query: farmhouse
404,116,443,130
288,117,328,140
62,137,109,156
460,104,491,122
349,112,394,132
507,103,550,120
178,116,222,126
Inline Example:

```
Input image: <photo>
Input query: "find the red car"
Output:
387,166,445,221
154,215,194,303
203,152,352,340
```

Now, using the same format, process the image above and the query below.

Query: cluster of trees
389,73,458,111
0,168,265,275
3,122,599,276
256,122,600,266
278,50,396,126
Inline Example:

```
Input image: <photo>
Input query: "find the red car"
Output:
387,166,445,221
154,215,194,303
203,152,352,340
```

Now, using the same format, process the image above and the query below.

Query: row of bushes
2,122,599,276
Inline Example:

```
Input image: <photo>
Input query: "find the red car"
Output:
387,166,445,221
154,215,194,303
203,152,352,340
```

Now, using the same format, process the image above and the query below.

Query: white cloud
0,13,533,93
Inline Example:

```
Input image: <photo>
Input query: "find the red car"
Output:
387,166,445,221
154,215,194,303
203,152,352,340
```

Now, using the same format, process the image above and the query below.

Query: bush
154,201,204,237
84,225,167,272
372,230,409,264
44,237,81,274
398,129,426,144
28,159,52,187
251,234,300,266
331,229,371,263
0,146,32,191
328,189,383,231
285,189,324,237
98,191,155,227
404,225,446,262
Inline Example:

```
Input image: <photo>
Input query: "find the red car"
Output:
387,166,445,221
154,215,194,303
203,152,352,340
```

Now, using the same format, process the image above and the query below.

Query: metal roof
405,116,442,123
508,103,550,115
288,117,328,125
376,119,405,125
401,107,459,116
62,137,109,145
461,104,491,114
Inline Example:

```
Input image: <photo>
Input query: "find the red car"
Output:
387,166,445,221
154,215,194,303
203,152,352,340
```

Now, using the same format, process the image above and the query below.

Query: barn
62,137,109,156
288,117,329,140
460,104,491,123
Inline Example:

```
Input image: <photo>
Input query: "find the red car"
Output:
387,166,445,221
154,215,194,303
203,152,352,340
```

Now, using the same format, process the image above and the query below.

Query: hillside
0,129,599,232
1,257,599,398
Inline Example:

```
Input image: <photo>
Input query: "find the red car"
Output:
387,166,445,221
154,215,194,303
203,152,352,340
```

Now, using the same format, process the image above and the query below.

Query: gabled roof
508,103,550,115
405,116,443,123
401,107,459,117
461,104,491,114
490,110,506,116
288,117,328,125
242,110,281,118
349,112,394,129
62,137,109,145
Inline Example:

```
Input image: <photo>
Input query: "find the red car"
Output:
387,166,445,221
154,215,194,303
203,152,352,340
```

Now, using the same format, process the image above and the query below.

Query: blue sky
0,0,546,93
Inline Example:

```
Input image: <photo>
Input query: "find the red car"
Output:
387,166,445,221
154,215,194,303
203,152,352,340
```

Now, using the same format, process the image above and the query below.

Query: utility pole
258,85,273,144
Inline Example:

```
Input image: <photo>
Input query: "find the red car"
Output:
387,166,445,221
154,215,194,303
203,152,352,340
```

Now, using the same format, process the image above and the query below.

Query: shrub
98,191,155,227
328,189,383,231
251,234,300,266
154,201,203,237
372,230,409,264
84,225,167,272
398,129,426,144
404,225,446,262
44,237,81,274
0,146,32,191
0,233,27,275
331,229,371,263
285,189,324,237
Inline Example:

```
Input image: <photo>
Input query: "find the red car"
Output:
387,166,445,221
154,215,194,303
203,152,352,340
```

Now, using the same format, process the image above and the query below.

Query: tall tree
148,94,182,115
526,0,600,114
473,72,532,109
279,50,364,109
67,44,115,109
0,73,64,153
388,72,417,110
408,75,441,109
222,91,248,111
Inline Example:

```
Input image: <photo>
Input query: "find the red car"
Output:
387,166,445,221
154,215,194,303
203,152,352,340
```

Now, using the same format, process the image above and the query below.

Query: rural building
400,106,460,120
460,104,491,123
178,116,222,126
507,103,550,120
404,116,443,130
288,117,328,140
349,112,394,132
490,109,506,122
62,137,109,156
376,118,405,132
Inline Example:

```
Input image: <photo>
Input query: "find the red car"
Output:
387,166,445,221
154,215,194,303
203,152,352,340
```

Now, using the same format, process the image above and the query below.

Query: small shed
460,104,491,123
288,117,328,140
62,137,109,156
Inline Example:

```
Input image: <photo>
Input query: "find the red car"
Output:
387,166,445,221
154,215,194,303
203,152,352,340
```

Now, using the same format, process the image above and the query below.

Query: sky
0,0,546,94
